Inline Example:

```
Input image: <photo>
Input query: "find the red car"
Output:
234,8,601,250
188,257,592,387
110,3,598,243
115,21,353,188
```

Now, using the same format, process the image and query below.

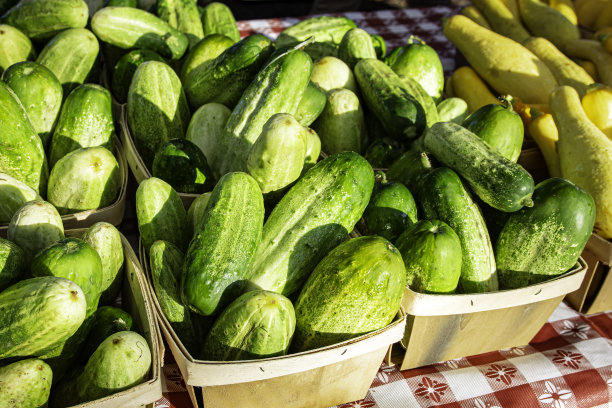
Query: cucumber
436,97,469,124
157,0,204,48
36,28,99,94
185,102,231,167
355,58,426,140
462,99,524,162
370,34,386,59
248,152,374,297
80,306,133,361
386,148,434,190
294,81,326,127
214,48,312,177
201,1,240,43
0,276,86,359
338,28,377,69
310,56,358,94
418,167,498,293
186,191,211,235
2,61,62,149
0,359,52,408
312,87,366,155
179,33,233,82
111,49,165,104
0,237,25,292
423,122,535,212
496,178,596,288
396,219,463,294
108,0,137,5
399,74,440,127
364,138,405,169
127,61,190,168
91,6,189,60
136,177,189,251
302,128,321,174
3,0,88,40
184,34,274,109
202,290,295,360
292,236,405,352
0,24,36,73
182,172,264,316
0,173,41,224
0,0,18,16
48,84,114,167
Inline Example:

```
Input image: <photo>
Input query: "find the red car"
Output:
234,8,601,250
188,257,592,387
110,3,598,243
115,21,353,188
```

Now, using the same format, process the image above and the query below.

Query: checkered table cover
146,7,612,407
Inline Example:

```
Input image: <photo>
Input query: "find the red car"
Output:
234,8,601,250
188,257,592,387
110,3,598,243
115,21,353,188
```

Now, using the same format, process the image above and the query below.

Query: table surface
136,6,612,408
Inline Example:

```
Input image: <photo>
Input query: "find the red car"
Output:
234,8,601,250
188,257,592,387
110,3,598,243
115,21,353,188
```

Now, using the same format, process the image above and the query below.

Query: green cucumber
3,0,88,41
355,58,427,140
436,97,469,124
0,173,41,224
201,2,240,43
418,167,498,293
108,0,137,5
0,276,86,359
496,178,596,288
136,177,189,251
396,219,463,294
186,191,211,236
0,24,35,74
47,147,121,215
462,99,524,162
338,28,377,69
423,122,534,212
91,6,189,60
127,60,190,168
294,81,326,127
248,152,374,297
310,56,358,94
0,237,25,292
152,139,214,194
48,84,114,167
185,102,231,167
302,128,321,174
2,61,62,149
149,240,198,353
179,33,233,82
214,48,312,177
80,306,133,361
0,358,52,408
399,74,440,127
364,138,405,169
157,0,204,48
292,236,405,352
184,34,274,110
36,28,99,94
111,49,165,104
182,172,264,316
386,148,434,190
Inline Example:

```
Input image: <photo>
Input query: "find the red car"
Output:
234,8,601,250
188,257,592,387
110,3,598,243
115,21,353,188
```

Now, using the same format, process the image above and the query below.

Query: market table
135,6,612,407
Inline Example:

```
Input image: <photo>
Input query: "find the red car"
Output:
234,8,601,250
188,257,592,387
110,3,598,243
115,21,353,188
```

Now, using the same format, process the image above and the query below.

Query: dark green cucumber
292,236,405,352
0,358,52,408
462,99,524,162
2,61,62,148
386,148,434,190
107,0,137,5
0,24,36,74
276,16,356,60
2,0,88,41
157,0,204,48
338,28,377,69
354,58,426,140
79,306,133,361
179,33,233,82
294,81,326,127
36,28,99,94
201,2,240,43
91,6,189,60
48,84,114,167
202,290,295,360
399,74,440,127
418,167,497,293
149,240,199,353
396,219,463,294
371,34,386,59
364,138,405,169
214,48,312,177
182,172,264,316
0,237,25,292
248,152,374,297
184,34,274,109
423,122,535,212
363,178,418,242
496,178,596,288
111,49,165,104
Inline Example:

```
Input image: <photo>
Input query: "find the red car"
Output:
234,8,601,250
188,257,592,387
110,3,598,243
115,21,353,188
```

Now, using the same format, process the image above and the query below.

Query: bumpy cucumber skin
399,74,440,127
355,58,427,140
363,181,418,242
127,61,191,168
91,6,189,60
364,138,405,169
418,167,498,293
80,306,133,361
396,219,463,294
386,149,434,190
201,1,240,43
294,81,326,127
423,122,535,212
3,0,88,40
0,173,40,224
302,128,321,174
0,237,25,292
186,102,231,168
202,290,295,361
338,28,377,69
0,358,52,408
0,24,36,73
180,33,233,82
0,276,87,360
187,191,212,235
496,178,596,288
292,236,405,352
157,0,204,48
112,49,165,104
2,61,62,149
436,97,469,124
181,172,264,316
248,152,374,297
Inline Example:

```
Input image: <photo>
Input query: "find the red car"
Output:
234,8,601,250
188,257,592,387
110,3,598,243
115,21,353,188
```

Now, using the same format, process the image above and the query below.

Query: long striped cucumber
201,2,240,43
157,0,203,47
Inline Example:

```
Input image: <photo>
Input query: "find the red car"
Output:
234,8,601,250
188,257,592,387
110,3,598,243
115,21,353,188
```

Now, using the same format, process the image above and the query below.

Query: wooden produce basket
386,258,587,371
0,137,128,238
138,241,406,408
566,234,612,314
119,105,198,209
64,229,163,408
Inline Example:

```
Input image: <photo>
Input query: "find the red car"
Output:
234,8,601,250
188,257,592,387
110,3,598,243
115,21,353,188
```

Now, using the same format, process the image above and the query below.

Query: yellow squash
501,0,521,18
582,83,612,140
576,59,599,81
443,15,558,104
461,6,492,29
518,0,580,49
594,1,612,29
550,86,612,239
549,0,578,25
528,109,561,177
470,0,531,43
577,0,610,28
451,66,499,112
564,39,612,87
